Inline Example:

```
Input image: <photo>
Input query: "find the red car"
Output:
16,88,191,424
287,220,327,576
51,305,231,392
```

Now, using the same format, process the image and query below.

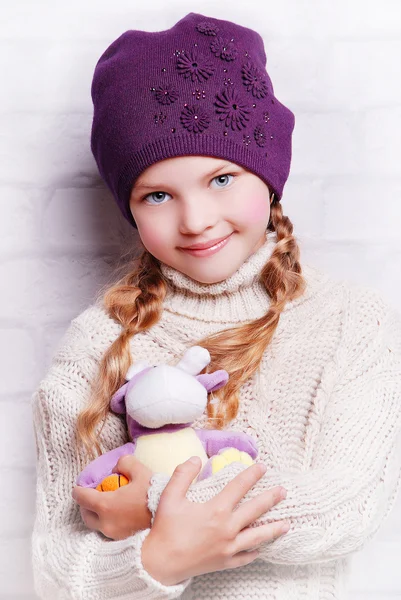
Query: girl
31,11,401,600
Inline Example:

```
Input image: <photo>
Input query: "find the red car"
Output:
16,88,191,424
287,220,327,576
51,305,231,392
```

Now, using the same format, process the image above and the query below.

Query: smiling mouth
179,233,233,257
180,233,232,251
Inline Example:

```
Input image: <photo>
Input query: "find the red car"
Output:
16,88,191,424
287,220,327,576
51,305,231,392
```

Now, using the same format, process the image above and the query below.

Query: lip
180,233,232,251
179,232,233,257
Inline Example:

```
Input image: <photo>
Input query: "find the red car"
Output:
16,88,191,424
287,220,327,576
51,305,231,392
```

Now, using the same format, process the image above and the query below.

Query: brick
0,537,34,595
302,239,401,312
322,178,401,241
281,178,325,238
0,113,91,186
0,329,37,395
321,41,401,110
363,107,401,176
0,188,39,251
42,187,128,248
0,468,36,537
0,402,37,469
292,113,365,176
0,256,111,322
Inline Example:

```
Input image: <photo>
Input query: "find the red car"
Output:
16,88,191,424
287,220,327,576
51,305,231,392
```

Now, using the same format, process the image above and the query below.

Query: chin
192,274,226,284
186,265,238,285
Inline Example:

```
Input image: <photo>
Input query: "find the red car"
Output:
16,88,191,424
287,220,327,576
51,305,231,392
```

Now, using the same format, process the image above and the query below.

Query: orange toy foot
96,474,129,492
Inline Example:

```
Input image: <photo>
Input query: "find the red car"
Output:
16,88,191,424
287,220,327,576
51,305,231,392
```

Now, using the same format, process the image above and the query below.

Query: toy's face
125,364,208,430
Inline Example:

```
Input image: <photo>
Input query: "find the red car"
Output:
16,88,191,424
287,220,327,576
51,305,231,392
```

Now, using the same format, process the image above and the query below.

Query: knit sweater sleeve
147,286,401,565
31,310,192,599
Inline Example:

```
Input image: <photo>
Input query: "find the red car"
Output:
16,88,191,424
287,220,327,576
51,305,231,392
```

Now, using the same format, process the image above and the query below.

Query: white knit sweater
31,231,401,600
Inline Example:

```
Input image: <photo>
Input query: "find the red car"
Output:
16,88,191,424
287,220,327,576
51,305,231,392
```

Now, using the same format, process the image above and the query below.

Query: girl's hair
76,195,306,460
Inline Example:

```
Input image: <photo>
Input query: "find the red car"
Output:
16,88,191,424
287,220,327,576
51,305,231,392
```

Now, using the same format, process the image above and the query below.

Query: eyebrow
133,161,239,191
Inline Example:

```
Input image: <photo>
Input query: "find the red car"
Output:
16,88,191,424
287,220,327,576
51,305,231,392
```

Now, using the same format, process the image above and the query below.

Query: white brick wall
1,1,400,598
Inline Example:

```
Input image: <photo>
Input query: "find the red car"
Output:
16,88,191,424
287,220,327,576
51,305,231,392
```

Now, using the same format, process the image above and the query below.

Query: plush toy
76,346,258,491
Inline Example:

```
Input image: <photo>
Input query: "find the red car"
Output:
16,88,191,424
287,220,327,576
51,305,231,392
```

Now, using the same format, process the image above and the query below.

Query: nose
178,196,219,235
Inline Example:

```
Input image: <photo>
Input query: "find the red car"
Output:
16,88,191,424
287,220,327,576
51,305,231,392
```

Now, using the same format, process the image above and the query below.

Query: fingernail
189,456,199,465
282,521,290,533
258,463,267,474
279,488,287,500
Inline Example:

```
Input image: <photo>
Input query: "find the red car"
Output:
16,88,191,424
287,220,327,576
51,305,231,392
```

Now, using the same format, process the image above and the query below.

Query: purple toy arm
194,429,258,459
76,441,136,489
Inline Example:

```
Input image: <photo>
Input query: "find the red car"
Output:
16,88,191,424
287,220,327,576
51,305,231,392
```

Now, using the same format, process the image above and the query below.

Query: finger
162,457,202,501
111,454,141,479
234,520,290,554
232,486,286,531
80,507,101,531
72,485,104,512
213,462,267,510
226,549,260,570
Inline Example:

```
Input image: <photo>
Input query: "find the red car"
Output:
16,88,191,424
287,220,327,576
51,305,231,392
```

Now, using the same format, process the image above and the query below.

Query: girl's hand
141,457,289,586
72,455,153,540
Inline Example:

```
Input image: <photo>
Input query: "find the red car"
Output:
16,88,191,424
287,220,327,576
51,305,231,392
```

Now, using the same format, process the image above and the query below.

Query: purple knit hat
90,12,295,228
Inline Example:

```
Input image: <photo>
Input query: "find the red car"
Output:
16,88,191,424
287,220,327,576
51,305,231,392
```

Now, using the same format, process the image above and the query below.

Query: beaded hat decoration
90,12,295,228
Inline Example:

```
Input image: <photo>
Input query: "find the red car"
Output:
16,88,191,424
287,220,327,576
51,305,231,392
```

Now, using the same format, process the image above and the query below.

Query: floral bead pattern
215,87,251,131
180,105,211,133
154,84,179,105
196,21,219,36
149,25,277,151
192,88,206,100
154,112,167,125
176,49,215,82
242,61,269,99
210,36,238,61
254,124,267,147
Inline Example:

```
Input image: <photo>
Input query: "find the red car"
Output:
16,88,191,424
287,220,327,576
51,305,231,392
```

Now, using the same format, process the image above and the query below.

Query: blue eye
211,173,235,188
141,173,236,205
142,191,171,205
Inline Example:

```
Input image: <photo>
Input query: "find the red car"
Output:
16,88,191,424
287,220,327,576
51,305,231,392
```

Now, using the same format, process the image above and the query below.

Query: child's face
129,155,272,284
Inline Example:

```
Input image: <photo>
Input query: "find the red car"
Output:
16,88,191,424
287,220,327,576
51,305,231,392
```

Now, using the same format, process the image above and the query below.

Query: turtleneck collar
159,230,329,323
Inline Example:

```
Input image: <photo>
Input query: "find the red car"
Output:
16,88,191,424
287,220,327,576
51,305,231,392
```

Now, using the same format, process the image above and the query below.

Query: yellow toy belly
134,428,208,481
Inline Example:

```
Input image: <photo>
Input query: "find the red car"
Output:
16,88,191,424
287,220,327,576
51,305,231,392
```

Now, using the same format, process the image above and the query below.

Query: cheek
239,196,269,224
139,226,162,249
135,217,171,254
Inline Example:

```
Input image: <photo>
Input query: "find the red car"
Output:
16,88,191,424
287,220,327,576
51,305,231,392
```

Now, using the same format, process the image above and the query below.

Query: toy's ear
175,346,211,375
125,360,150,381
110,382,129,414
196,369,229,393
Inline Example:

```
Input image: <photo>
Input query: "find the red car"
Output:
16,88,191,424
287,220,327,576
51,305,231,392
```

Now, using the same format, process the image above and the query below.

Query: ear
125,360,150,381
196,369,229,393
175,346,210,375
110,382,129,414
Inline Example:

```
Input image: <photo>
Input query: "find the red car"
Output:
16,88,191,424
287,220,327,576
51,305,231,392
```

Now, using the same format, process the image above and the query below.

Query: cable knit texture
31,231,401,599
